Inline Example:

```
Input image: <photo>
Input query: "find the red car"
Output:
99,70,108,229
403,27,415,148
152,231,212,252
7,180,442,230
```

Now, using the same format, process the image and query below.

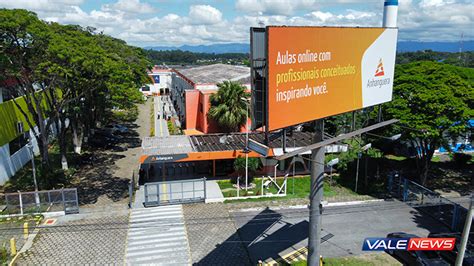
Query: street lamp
26,139,40,207
327,158,339,186
241,97,250,191
355,142,371,193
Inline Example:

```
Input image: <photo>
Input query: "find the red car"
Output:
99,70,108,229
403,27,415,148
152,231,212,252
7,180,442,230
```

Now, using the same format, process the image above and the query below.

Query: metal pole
28,141,40,207
237,177,240,198
293,139,295,194
308,120,324,266
245,102,249,191
455,195,473,266
355,152,361,193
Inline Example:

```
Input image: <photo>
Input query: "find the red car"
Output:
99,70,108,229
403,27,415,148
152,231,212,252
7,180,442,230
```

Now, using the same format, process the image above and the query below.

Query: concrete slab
205,181,224,202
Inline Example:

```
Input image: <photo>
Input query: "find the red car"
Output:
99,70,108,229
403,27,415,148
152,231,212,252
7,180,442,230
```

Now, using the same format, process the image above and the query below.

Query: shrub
231,157,260,185
453,152,472,166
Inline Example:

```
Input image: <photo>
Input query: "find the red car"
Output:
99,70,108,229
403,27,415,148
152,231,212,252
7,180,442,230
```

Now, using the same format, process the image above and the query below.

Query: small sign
44,219,56,226
248,139,270,157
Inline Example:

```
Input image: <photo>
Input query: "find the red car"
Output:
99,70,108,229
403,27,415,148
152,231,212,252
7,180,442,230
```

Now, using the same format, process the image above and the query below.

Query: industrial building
0,80,40,184
146,64,251,134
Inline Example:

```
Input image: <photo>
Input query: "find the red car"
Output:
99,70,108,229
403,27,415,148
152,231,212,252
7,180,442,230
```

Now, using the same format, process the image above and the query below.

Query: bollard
10,238,17,256
320,255,323,266
23,222,28,239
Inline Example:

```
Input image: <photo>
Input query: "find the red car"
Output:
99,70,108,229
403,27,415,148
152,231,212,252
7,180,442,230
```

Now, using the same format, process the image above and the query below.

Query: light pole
355,142,371,193
242,97,250,191
27,139,40,207
456,195,473,266
327,158,339,186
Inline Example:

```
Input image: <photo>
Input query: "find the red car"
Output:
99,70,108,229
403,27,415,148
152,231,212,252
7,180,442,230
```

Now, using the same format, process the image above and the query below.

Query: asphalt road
232,200,451,263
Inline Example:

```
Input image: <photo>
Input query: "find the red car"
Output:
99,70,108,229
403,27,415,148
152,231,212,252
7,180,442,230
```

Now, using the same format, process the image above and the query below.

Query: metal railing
2,188,79,215
397,178,470,232
144,178,206,207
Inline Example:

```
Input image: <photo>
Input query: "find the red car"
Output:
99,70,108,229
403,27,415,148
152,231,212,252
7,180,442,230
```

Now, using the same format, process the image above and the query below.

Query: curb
228,199,384,213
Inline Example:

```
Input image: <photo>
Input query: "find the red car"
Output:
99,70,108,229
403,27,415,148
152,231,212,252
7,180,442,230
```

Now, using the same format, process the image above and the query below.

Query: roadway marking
126,205,190,265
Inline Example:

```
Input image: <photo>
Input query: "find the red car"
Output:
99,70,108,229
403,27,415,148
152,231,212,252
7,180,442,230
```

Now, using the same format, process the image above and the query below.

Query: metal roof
142,135,194,155
176,64,250,85
141,131,315,155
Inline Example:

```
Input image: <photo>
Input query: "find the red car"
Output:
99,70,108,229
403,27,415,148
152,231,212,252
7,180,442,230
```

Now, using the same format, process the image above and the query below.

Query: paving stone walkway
16,211,128,264
183,203,251,265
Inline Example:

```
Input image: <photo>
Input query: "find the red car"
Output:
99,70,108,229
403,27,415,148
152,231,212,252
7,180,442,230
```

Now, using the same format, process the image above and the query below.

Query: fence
2,188,79,215
144,178,206,207
389,176,471,232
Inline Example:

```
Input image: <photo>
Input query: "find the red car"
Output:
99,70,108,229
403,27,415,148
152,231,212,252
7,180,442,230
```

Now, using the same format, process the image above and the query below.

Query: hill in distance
145,41,474,54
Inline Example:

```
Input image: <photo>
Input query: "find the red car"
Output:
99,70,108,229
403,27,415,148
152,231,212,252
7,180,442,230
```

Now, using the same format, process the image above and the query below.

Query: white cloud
188,5,222,25
102,0,155,14
235,0,317,16
0,0,472,46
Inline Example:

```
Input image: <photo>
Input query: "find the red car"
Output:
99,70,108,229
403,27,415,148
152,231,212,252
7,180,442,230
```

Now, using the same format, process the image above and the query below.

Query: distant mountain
397,41,474,52
145,41,474,54
145,43,249,54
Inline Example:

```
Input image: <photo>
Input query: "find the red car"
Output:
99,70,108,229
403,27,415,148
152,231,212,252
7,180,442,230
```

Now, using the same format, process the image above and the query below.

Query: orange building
168,64,251,134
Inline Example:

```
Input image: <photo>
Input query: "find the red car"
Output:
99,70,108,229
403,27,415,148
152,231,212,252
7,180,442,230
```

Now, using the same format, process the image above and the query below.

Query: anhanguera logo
375,58,385,77
367,58,391,88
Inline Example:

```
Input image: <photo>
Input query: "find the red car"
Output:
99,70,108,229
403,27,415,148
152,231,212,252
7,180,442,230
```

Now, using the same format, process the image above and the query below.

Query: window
9,133,29,155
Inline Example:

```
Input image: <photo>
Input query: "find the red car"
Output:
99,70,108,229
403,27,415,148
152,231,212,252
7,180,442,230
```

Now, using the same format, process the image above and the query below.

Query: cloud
102,0,156,14
235,0,317,16
188,5,222,25
0,0,472,46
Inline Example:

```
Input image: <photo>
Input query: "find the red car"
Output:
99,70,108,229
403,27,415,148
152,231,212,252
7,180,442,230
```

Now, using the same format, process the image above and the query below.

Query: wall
0,129,39,185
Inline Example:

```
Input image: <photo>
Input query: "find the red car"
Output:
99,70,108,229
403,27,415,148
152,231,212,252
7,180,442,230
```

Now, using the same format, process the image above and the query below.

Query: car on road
428,232,474,266
386,232,450,266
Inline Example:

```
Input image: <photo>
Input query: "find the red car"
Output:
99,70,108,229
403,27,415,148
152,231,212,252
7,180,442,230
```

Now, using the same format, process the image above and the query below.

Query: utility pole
307,120,324,265
456,195,473,266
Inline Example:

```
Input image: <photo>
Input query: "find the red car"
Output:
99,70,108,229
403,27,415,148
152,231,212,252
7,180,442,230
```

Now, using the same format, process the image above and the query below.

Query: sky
0,0,472,47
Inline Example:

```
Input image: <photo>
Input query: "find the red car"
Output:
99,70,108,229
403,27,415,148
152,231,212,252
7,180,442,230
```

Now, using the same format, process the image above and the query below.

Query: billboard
266,26,398,131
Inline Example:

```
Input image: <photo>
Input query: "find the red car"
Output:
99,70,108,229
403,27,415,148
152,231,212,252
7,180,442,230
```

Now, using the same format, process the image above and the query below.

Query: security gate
143,178,206,207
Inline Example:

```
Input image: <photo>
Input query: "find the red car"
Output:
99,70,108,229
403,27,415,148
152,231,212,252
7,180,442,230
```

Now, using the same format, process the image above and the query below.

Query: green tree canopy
383,61,473,184
208,80,250,132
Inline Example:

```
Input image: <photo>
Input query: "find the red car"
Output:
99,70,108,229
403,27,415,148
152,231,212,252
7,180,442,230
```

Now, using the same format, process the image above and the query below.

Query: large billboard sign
266,26,398,131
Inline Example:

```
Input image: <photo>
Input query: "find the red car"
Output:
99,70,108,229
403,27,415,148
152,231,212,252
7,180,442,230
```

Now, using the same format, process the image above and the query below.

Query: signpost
248,2,399,265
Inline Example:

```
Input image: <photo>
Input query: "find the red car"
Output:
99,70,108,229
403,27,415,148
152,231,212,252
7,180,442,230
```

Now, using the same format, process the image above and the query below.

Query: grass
217,175,362,203
384,154,407,161
291,253,400,266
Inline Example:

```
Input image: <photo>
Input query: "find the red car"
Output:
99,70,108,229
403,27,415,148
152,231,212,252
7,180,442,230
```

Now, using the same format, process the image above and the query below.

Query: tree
0,9,54,172
383,61,473,185
232,157,261,185
208,80,250,132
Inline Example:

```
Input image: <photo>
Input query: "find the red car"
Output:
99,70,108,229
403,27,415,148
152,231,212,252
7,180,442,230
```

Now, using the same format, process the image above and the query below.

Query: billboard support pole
308,120,325,266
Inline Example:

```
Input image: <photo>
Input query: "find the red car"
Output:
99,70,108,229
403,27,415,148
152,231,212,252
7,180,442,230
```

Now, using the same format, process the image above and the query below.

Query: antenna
459,32,465,66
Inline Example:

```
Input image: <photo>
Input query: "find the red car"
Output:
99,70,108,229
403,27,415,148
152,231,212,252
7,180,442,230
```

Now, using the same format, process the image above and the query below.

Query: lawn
217,175,364,202
291,253,400,266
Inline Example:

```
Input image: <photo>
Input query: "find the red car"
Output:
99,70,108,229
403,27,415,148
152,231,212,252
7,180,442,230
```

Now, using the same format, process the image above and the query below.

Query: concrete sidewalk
154,96,170,137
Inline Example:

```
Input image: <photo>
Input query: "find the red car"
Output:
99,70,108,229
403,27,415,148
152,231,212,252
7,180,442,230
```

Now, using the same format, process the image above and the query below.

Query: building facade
150,64,251,134
0,85,40,185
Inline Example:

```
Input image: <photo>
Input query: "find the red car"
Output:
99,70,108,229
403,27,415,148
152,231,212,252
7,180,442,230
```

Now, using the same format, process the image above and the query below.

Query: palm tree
208,80,250,132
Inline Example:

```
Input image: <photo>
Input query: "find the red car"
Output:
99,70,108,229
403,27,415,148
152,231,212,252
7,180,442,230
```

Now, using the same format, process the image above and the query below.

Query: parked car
386,232,450,266
105,124,128,134
428,232,474,266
